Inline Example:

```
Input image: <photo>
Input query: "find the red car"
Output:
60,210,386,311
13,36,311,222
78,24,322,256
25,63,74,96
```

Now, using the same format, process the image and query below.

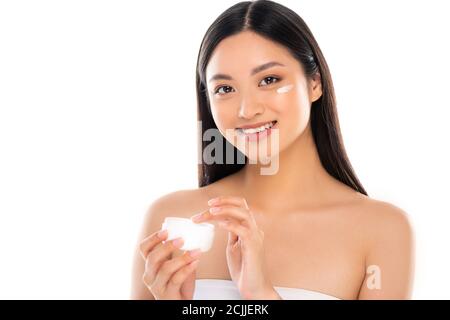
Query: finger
139,229,168,260
146,237,184,271
195,206,256,229
226,223,239,246
218,220,250,240
190,209,210,223
165,259,201,297
153,250,202,292
208,205,252,224
144,237,185,281
207,196,249,210
191,209,238,224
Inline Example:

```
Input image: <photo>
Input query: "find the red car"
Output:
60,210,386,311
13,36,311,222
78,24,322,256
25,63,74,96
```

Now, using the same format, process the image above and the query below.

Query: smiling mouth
236,120,277,135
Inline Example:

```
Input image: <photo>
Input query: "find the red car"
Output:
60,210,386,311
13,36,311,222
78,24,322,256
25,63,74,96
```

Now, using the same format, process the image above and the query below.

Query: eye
259,76,281,86
214,85,235,95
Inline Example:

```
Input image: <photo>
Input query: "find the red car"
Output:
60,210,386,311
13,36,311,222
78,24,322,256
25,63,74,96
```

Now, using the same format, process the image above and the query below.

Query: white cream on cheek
276,84,294,94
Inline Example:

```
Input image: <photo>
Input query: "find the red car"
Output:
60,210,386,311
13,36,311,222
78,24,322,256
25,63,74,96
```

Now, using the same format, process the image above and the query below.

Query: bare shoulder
143,172,242,228
149,188,207,215
350,197,415,263
357,197,414,239
352,197,415,299
142,188,210,233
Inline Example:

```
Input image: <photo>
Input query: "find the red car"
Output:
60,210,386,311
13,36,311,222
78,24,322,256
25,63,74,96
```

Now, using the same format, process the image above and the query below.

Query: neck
236,125,335,212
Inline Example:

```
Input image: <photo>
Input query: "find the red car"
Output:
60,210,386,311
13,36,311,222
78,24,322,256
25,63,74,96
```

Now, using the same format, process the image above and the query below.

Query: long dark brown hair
195,0,368,196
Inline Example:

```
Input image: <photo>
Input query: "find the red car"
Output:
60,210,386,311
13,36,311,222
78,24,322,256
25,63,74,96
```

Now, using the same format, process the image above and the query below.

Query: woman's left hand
191,196,281,299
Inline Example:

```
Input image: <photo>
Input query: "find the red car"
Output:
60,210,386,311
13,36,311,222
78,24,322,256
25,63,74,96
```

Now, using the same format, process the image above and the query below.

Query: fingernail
172,237,184,248
191,213,205,222
208,198,219,206
157,230,167,238
209,206,221,213
189,249,202,258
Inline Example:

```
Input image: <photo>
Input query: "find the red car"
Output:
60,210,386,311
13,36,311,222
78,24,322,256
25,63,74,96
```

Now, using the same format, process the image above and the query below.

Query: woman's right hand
139,229,202,300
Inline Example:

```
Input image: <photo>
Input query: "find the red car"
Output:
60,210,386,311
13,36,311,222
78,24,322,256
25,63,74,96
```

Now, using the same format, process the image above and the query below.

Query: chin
242,146,280,163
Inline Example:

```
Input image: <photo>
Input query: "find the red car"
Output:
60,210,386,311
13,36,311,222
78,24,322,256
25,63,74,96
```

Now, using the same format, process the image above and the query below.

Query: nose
238,94,265,119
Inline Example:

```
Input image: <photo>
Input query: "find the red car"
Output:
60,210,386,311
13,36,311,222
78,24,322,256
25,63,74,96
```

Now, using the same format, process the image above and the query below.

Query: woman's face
205,31,322,162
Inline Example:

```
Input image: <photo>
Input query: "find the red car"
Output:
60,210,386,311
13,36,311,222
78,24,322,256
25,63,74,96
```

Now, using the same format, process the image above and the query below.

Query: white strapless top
193,279,341,300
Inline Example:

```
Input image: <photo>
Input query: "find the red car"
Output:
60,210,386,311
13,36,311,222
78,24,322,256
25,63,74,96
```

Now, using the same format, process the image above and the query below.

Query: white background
0,0,448,299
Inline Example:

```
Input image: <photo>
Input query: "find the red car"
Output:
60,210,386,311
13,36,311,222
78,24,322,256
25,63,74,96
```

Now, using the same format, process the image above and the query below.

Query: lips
236,120,277,135
237,120,277,130
235,121,277,140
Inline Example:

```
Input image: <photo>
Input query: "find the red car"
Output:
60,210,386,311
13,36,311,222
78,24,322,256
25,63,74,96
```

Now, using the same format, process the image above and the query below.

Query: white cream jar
161,217,215,252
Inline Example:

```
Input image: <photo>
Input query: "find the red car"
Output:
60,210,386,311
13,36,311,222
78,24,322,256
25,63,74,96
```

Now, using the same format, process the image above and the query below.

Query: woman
131,0,414,300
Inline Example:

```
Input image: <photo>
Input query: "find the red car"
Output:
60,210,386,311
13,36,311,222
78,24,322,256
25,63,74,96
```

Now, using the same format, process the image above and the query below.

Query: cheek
269,84,310,121
287,91,310,127
270,85,311,147
210,101,237,138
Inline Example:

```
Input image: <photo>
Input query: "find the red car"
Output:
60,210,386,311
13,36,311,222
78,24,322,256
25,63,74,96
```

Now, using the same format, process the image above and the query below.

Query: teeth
238,121,275,135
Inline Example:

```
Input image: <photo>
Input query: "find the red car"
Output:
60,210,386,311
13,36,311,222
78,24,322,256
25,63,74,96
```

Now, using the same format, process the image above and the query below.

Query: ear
309,72,322,103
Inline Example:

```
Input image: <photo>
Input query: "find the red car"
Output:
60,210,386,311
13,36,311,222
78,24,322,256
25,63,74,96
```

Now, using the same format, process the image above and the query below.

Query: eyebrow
208,61,285,83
